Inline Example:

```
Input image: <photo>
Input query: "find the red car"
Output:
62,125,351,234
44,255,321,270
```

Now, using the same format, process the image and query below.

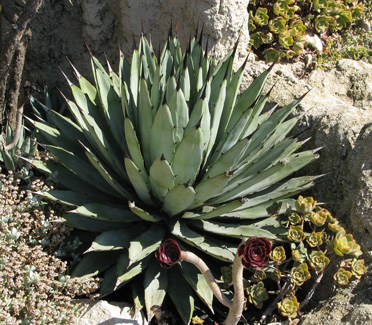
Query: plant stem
180,251,232,309
223,239,247,325
297,271,324,315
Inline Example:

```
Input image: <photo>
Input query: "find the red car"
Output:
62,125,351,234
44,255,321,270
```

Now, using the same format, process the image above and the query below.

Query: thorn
266,80,279,98
59,66,73,87
268,103,279,116
168,19,173,38
312,146,324,154
66,57,81,80
198,23,204,45
300,137,312,145
132,33,137,50
195,22,200,39
313,173,327,180
297,88,312,102
232,34,240,59
160,154,166,161
85,41,93,58
141,18,145,36
205,35,209,58
105,53,113,73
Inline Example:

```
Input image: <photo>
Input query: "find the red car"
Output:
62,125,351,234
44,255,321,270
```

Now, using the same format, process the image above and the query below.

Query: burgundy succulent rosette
237,237,272,269
155,239,182,269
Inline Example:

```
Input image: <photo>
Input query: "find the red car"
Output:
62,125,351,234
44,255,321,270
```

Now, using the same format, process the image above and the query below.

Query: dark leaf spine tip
141,17,145,36
198,23,204,45
196,118,202,128
176,73,182,90
201,84,207,99
195,22,200,39
175,21,179,38
66,57,81,79
297,88,312,102
59,67,73,87
132,33,138,50
223,62,231,81
204,35,209,58
232,35,240,58
162,92,167,105
85,41,93,57
160,153,166,161
266,80,279,98
168,19,173,38
268,60,276,73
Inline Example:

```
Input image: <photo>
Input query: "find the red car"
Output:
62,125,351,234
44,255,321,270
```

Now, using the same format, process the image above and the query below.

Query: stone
242,58,372,323
11,0,250,92
72,299,147,325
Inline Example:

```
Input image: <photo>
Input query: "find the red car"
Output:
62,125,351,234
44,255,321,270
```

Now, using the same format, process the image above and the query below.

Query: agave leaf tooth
130,48,141,107
189,171,232,209
81,142,134,199
149,156,175,202
163,184,196,217
124,117,147,175
125,157,154,206
128,224,166,265
173,126,204,186
193,220,279,240
128,201,161,222
212,150,318,204
168,87,189,143
171,220,236,262
203,78,227,165
150,103,175,164
144,258,168,320
179,260,214,313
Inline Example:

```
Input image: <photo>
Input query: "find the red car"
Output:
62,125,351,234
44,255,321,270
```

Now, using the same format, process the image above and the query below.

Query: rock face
15,0,249,92
72,299,147,325
241,58,372,324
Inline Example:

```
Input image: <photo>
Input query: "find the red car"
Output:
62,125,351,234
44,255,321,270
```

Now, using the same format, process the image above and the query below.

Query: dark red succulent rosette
237,237,272,270
155,239,182,269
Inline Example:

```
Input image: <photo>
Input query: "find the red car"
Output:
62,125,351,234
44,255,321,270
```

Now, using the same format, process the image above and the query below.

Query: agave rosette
31,31,319,323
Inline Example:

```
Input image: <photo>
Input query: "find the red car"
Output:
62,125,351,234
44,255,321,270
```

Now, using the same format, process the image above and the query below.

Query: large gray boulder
17,0,250,91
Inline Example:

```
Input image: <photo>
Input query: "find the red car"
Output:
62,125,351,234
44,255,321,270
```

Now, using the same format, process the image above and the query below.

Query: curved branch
180,251,233,309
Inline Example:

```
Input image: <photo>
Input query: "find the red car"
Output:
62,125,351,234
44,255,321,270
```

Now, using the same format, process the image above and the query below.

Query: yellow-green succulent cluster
246,281,269,309
277,292,300,318
248,0,364,62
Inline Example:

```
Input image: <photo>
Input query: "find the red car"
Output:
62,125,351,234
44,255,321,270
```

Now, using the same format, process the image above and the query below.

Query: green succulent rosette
269,268,282,282
308,250,330,272
254,7,269,26
247,281,269,309
351,259,367,279
291,263,311,286
290,20,307,37
277,293,300,318
269,246,286,264
279,31,294,49
288,212,302,225
333,267,353,285
306,231,323,247
253,269,267,282
295,196,316,215
309,211,327,227
287,225,306,242
269,16,287,34
315,15,335,33
333,229,362,258
273,0,289,18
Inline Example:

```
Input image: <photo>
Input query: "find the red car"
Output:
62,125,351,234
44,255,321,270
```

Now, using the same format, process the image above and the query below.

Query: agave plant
31,31,319,323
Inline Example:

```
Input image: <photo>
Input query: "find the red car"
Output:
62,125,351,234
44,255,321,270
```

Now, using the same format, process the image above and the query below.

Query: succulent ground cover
0,171,99,324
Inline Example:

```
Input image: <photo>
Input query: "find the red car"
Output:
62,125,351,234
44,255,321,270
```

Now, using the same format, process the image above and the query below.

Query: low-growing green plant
0,171,99,324
30,31,320,323
248,0,364,62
